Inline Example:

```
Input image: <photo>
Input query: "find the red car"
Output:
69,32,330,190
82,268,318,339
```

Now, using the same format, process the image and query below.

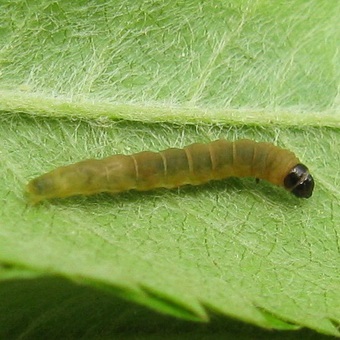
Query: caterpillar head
284,164,314,198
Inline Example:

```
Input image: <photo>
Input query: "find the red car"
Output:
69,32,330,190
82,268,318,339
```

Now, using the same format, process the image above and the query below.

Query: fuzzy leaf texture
0,0,339,338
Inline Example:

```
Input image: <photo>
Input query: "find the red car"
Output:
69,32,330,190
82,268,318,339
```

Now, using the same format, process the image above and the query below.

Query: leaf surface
0,0,339,337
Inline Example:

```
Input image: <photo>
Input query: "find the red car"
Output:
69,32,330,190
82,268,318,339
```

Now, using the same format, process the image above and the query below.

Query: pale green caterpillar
25,139,314,204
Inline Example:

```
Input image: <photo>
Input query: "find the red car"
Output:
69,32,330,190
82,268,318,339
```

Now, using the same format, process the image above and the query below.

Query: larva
25,139,314,204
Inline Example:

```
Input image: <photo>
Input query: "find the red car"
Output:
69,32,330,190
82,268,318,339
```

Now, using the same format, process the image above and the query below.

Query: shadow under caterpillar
25,139,314,204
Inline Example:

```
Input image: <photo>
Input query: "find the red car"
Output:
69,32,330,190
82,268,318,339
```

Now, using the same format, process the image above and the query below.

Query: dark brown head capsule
284,164,314,198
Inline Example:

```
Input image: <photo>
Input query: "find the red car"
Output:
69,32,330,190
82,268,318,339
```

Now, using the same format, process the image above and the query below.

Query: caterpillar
25,139,314,204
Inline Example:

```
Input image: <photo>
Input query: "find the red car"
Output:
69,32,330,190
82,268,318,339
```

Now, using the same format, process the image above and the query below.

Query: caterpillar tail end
25,180,45,205
25,173,58,205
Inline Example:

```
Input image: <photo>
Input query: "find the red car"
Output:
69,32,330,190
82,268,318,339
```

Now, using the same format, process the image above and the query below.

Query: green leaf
0,0,339,338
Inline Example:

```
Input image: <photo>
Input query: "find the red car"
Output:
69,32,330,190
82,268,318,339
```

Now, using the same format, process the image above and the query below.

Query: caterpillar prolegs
25,139,314,204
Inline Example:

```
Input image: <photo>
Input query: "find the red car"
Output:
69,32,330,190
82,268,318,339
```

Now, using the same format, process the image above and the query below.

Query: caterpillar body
26,139,314,204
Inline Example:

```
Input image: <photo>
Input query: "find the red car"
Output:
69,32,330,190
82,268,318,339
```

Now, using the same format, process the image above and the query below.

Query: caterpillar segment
25,139,314,204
